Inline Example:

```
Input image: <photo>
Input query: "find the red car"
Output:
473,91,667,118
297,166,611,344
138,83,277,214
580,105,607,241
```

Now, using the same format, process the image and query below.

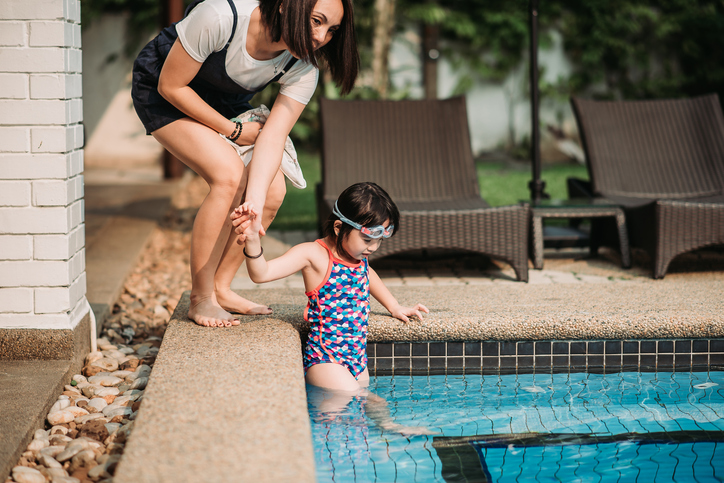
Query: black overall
131,0,297,135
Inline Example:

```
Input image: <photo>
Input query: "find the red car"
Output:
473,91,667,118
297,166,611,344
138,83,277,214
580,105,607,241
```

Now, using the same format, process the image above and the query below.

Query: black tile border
367,339,724,375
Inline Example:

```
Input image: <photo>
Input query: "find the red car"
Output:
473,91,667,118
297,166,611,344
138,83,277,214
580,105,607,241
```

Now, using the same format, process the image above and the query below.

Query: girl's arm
242,232,316,283
157,39,262,144
240,94,306,220
368,267,429,323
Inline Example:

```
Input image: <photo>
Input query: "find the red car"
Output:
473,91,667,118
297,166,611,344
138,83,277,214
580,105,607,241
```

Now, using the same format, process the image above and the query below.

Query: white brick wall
0,0,87,330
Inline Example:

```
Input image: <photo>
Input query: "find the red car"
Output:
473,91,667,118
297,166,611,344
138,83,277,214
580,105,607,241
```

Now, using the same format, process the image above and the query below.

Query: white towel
220,104,307,189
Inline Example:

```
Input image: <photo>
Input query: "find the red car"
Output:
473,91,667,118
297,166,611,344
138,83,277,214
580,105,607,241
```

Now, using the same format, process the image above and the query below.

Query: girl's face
310,0,343,51
335,219,390,262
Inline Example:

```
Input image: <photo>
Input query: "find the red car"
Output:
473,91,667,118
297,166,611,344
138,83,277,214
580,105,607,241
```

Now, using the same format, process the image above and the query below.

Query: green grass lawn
273,151,590,231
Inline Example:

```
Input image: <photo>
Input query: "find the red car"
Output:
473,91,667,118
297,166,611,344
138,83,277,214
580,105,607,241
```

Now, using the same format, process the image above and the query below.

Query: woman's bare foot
216,288,272,315
188,296,240,327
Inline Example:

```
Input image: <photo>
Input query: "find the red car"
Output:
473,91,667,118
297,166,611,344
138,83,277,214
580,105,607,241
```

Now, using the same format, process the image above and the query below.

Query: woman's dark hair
324,182,400,259
259,0,359,95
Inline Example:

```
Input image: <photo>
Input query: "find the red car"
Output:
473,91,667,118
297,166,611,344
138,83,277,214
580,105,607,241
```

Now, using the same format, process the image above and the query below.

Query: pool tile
588,342,604,354
518,356,534,368
376,358,392,370
412,343,428,356
711,340,724,352
482,356,498,368
393,358,411,370
500,342,516,356
376,343,392,357
429,343,445,357
412,358,428,370
448,343,464,356
534,356,550,368
658,341,674,353
658,354,674,368
692,340,708,352
623,354,638,367
482,342,499,356
710,353,724,365
394,343,410,357
552,355,568,367
623,341,639,353
570,342,586,354
465,357,481,370
675,340,692,353
448,357,463,368
465,342,481,356
640,341,656,353
570,356,586,368
553,342,568,354
588,355,603,368
429,357,445,368
500,357,516,368
517,342,534,355
605,341,621,354
535,342,552,355
692,354,708,366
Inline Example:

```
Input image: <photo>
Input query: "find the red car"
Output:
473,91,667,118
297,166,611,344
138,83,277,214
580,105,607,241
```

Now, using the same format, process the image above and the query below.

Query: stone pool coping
114,279,723,482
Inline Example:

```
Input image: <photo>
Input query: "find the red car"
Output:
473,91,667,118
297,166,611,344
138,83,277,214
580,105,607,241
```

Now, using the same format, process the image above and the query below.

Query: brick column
0,0,90,362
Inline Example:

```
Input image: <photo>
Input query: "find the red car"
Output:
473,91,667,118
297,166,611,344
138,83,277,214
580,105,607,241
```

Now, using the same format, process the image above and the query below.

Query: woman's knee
267,171,287,210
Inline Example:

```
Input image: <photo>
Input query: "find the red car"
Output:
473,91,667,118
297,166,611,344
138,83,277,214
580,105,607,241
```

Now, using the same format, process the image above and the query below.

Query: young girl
233,182,429,391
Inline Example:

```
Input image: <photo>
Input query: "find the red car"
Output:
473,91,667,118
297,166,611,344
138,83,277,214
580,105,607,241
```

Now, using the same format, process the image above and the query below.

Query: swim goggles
333,201,394,239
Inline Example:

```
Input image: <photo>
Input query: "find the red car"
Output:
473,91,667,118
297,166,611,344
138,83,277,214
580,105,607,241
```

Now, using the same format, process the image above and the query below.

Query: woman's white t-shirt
175,0,318,105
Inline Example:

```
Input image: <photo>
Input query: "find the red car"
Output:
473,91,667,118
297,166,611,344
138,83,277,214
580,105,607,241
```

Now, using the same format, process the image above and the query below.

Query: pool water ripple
309,372,724,482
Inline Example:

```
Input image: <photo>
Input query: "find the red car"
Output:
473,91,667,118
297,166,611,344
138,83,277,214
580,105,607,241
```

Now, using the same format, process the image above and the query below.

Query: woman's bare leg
152,118,249,328
214,170,287,314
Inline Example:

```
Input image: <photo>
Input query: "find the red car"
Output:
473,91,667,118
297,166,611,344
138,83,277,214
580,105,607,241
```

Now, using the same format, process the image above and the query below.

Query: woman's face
310,0,344,51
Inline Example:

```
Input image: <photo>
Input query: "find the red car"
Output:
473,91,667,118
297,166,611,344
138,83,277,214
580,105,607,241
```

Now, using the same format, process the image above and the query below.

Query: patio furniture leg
532,213,544,270
615,211,632,268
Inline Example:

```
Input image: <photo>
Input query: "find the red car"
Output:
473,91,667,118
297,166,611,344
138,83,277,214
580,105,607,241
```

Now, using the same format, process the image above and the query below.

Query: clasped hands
231,202,264,245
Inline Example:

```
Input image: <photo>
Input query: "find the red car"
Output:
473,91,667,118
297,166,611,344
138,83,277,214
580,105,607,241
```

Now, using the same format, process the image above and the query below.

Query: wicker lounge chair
318,96,530,282
569,94,724,278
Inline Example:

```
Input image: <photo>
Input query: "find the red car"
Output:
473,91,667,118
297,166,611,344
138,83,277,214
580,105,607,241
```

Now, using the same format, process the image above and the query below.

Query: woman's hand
227,121,264,146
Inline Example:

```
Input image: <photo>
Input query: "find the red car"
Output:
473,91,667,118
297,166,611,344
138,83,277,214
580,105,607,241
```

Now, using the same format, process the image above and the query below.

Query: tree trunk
422,23,439,99
372,0,396,99
162,0,186,179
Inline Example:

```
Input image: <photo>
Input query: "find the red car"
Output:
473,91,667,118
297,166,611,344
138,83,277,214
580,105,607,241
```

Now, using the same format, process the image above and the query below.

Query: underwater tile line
367,339,724,375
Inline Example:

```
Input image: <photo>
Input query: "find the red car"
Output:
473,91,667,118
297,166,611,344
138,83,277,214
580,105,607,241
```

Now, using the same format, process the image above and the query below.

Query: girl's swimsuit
304,239,370,378
131,0,297,134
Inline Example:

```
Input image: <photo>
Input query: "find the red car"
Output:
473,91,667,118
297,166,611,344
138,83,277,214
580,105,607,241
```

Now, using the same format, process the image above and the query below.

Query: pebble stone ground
6,173,723,483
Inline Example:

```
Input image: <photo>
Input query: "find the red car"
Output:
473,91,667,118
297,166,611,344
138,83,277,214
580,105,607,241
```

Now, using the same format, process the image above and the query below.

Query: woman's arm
157,39,261,144
240,94,306,216
369,267,429,323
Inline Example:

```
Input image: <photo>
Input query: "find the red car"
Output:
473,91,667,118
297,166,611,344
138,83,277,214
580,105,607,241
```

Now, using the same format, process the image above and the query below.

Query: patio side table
531,199,631,270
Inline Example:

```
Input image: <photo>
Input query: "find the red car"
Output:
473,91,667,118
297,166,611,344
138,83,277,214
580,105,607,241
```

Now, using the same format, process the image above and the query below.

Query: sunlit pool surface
308,372,724,482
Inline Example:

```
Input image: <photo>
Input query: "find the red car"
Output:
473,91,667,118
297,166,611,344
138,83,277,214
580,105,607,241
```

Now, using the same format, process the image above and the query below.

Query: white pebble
72,374,87,384
12,466,45,483
95,386,120,397
47,410,75,425
88,375,123,387
88,398,108,411
37,453,62,468
50,398,71,414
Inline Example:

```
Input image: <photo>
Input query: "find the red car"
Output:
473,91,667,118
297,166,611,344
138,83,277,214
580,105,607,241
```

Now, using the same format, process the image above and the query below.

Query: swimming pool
308,371,724,482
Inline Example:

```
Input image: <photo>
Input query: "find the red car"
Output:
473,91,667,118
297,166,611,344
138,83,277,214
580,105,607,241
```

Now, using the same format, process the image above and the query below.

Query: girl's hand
231,203,265,244
390,304,429,323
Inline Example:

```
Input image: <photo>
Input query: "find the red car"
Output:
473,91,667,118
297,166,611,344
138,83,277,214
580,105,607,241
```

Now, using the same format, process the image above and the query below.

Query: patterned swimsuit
304,240,370,378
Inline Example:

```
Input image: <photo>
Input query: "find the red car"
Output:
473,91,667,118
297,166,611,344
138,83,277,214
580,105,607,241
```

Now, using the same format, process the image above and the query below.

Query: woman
131,0,359,328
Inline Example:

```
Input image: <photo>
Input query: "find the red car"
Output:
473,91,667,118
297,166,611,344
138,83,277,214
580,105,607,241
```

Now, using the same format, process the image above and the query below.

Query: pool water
308,372,724,482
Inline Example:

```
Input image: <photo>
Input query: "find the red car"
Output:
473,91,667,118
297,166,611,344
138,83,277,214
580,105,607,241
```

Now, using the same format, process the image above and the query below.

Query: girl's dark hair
324,182,400,259
258,0,359,95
